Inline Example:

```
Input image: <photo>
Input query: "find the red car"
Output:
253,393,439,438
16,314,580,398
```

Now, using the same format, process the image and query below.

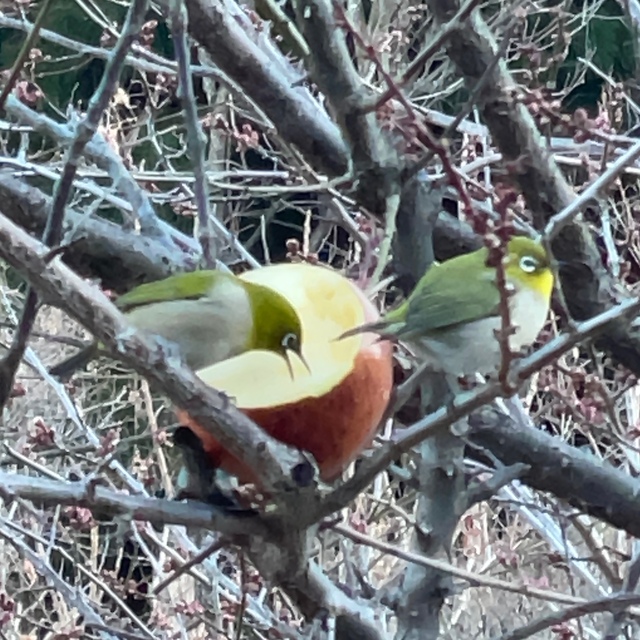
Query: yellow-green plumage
50,270,304,378
341,237,554,376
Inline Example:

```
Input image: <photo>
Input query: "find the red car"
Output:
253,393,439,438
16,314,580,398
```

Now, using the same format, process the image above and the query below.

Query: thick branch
293,0,401,214
255,554,385,640
430,0,640,375
395,417,466,640
0,210,311,499
178,0,350,178
0,172,186,291
468,407,640,537
0,471,264,535
392,176,442,292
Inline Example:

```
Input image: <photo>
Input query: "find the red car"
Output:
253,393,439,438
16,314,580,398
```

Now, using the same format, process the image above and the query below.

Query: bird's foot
456,375,478,390
172,426,257,516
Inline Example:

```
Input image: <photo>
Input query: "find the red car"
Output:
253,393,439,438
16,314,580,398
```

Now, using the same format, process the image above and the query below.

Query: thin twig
498,594,640,640
168,0,215,268
0,0,53,111
0,0,151,412
0,520,119,639
364,0,483,113
315,295,640,521
334,524,640,612
602,541,640,639
368,193,400,289
153,537,229,595
543,138,640,240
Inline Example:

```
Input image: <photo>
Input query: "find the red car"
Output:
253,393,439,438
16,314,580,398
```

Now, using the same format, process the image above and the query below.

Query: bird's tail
49,343,99,379
336,320,391,342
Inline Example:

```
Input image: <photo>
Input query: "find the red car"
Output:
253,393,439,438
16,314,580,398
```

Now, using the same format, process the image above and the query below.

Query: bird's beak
333,326,361,342
296,350,311,374
283,349,311,380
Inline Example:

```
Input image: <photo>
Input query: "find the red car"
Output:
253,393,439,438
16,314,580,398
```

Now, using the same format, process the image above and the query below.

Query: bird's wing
116,271,221,312
396,260,500,338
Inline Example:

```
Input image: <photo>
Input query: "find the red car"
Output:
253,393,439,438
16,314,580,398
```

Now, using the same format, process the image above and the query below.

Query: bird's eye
282,332,299,351
520,255,539,273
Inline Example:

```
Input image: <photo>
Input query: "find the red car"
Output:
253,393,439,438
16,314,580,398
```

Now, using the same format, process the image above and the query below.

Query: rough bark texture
181,0,350,178
430,0,640,376
468,407,640,537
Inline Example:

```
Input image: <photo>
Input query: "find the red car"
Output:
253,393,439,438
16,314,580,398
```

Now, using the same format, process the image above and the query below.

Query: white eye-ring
520,255,539,273
282,332,299,351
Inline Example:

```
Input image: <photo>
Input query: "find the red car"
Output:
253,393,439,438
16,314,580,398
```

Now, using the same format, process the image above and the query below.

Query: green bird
50,270,306,378
340,237,554,377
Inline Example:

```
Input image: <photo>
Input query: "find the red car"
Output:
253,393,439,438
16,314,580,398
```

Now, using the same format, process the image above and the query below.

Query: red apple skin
176,270,394,486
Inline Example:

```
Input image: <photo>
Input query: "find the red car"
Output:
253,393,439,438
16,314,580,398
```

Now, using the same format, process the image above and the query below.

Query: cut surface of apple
176,262,394,484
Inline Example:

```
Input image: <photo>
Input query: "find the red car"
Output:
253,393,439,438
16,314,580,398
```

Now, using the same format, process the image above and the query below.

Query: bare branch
468,407,640,538
463,462,531,510
48,0,150,249
395,423,465,639
544,139,640,240
4,94,172,244
177,0,350,178
293,0,401,214
498,594,640,640
366,0,483,113
0,520,121,640
429,0,640,376
167,0,215,267
0,471,262,535
336,523,634,609
0,210,313,500
0,172,190,290
0,0,53,110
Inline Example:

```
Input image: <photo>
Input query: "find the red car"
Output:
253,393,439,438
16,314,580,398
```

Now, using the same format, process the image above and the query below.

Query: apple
175,262,394,485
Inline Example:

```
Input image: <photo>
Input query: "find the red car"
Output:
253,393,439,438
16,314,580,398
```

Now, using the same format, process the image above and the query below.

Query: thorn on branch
43,240,81,263
463,462,531,510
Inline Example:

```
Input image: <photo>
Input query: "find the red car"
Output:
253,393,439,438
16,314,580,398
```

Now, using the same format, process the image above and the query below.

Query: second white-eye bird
50,270,306,378
340,237,554,377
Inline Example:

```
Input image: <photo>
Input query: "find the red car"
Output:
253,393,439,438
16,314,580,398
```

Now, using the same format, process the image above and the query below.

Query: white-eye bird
50,270,306,378
340,237,554,377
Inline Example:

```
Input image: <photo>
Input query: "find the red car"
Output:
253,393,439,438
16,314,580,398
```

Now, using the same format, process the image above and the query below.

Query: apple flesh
176,263,394,485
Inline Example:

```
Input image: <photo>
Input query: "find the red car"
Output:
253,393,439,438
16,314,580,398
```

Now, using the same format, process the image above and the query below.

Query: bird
339,236,554,377
49,269,307,378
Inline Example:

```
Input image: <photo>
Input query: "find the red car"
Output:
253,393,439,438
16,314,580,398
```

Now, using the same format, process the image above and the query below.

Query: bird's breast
125,282,254,370
509,285,550,349
414,285,549,376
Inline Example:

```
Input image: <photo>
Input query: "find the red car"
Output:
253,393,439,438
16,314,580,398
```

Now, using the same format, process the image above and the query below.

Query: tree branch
0,172,187,291
468,407,640,538
293,0,401,214
177,0,350,178
167,0,215,267
429,0,640,376
0,471,263,535
0,471,386,640
0,210,313,501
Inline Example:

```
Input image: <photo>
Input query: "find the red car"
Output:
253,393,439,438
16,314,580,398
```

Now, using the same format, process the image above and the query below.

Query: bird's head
504,236,554,301
245,282,309,378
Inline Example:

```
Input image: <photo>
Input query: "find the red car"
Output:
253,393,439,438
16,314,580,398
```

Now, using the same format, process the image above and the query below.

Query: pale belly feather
414,286,549,376
125,280,253,370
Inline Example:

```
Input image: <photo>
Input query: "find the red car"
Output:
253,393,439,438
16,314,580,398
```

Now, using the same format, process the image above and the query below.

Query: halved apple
175,262,394,485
